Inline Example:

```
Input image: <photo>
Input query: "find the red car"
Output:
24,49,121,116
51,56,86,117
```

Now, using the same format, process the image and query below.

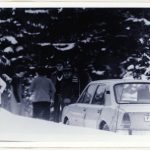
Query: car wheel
101,123,110,131
65,119,69,125
64,117,69,125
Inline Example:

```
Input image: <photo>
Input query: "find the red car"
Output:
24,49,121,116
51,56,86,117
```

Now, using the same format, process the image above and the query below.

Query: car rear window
114,83,150,104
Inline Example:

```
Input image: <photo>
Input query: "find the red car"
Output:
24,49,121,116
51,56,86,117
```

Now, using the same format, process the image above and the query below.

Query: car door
84,84,106,128
73,84,98,126
69,93,86,126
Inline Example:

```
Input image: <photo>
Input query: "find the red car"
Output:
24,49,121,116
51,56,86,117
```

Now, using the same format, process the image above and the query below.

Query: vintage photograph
1,8,150,144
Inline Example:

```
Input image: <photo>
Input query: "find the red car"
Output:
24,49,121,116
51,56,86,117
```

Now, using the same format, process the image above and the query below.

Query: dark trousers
54,94,62,122
32,102,50,120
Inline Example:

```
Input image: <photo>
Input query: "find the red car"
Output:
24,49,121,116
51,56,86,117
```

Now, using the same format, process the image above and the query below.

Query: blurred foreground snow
0,108,114,142
1,108,150,148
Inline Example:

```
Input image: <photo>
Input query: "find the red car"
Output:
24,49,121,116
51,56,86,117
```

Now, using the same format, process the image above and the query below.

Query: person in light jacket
30,68,56,120
10,66,25,115
0,77,6,106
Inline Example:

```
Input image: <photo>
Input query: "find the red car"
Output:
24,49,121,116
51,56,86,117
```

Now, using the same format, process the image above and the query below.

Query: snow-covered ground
1,108,150,148
0,108,114,141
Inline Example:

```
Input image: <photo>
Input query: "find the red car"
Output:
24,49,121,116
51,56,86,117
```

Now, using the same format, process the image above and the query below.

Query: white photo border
1,2,150,150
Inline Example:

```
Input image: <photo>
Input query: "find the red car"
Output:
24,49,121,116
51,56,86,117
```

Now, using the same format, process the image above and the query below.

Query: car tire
101,122,110,131
64,117,69,125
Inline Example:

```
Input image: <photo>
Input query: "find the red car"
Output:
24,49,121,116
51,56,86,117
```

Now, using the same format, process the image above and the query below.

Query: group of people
0,63,79,122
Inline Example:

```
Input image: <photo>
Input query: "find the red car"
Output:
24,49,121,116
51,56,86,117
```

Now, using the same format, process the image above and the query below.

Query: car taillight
121,113,132,135
122,113,131,128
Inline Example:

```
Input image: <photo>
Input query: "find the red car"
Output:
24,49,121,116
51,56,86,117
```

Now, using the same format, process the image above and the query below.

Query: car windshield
114,83,150,104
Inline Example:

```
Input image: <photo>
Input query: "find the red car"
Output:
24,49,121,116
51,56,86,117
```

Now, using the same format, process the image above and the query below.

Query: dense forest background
1,8,150,116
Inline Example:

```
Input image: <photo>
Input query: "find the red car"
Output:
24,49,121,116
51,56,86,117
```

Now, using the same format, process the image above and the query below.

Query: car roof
90,79,150,85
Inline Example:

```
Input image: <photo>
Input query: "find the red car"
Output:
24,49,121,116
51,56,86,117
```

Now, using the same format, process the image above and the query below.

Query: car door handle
97,109,102,114
83,108,86,112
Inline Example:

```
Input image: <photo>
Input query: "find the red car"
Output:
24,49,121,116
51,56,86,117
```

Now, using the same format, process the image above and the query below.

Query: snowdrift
0,108,150,148
0,108,114,142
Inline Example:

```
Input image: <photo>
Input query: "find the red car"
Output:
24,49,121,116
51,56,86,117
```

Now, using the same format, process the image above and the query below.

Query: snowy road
0,108,150,148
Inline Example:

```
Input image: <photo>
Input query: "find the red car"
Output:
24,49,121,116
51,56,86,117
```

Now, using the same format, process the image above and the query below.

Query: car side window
92,85,106,105
78,84,97,104
78,90,86,103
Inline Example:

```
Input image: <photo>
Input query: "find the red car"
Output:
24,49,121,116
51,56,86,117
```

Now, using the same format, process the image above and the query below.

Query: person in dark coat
52,63,80,122
52,63,64,122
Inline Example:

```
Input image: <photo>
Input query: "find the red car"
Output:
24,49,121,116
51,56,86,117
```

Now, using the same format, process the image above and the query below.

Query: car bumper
116,129,150,135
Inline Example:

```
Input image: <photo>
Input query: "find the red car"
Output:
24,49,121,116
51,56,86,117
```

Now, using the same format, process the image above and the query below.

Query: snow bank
1,108,150,148
0,108,113,142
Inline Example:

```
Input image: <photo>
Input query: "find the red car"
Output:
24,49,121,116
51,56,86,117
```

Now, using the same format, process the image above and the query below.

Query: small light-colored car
62,79,150,135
